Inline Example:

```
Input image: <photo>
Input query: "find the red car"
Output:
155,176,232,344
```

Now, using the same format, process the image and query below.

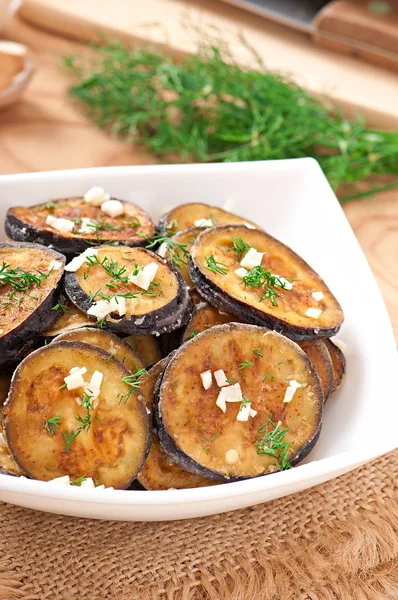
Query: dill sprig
205,254,229,275
0,262,49,307
65,42,398,201
230,237,250,262
242,266,291,307
146,234,189,269
119,367,148,404
44,413,62,436
255,414,292,470
85,254,130,287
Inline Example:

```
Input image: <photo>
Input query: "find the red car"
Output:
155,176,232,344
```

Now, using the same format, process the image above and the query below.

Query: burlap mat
1,450,398,600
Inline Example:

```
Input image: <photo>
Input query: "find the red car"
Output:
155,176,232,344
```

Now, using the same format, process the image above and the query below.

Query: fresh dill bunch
65,42,398,201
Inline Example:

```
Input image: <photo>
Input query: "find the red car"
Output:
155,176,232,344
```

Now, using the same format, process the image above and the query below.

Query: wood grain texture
1,16,397,342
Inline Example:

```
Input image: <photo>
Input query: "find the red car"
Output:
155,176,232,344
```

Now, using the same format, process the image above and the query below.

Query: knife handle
312,0,398,71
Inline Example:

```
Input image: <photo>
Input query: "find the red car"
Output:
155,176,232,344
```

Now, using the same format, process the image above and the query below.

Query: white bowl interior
0,159,397,520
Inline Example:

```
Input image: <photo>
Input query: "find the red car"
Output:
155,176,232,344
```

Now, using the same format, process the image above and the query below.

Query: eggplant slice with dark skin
43,299,94,338
64,245,194,336
322,339,346,394
3,341,150,488
158,203,261,236
182,305,333,401
5,197,155,255
298,340,334,402
123,334,162,367
137,358,215,490
0,242,66,367
189,225,344,341
52,327,147,372
155,323,323,482
182,302,239,342
0,372,24,476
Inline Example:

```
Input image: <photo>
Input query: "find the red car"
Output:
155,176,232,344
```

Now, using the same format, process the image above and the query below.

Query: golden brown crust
322,339,346,393
190,225,344,339
138,359,215,490
157,323,323,480
9,197,155,244
3,341,149,488
159,203,260,234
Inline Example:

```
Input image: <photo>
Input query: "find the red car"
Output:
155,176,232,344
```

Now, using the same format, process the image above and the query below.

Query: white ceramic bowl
0,159,397,521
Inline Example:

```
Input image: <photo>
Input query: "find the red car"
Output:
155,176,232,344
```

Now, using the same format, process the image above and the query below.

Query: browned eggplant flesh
155,323,323,481
6,196,155,255
3,341,150,488
64,245,193,336
189,225,344,340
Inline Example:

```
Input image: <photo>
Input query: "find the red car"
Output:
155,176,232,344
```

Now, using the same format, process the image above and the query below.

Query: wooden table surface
1,16,397,342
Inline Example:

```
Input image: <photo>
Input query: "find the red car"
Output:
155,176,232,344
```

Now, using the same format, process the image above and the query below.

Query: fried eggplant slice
183,302,239,342
52,328,146,372
5,197,155,255
3,341,150,488
64,245,193,336
123,334,162,367
323,339,346,394
155,323,323,481
137,359,214,490
43,300,93,338
0,373,23,476
189,225,344,341
158,203,260,235
0,242,66,367
298,341,334,402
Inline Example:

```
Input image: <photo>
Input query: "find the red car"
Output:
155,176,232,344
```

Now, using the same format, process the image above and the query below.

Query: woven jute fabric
1,451,398,600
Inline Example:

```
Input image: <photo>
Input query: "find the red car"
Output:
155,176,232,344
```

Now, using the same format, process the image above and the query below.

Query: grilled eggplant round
5,197,155,255
52,328,146,372
158,203,260,235
183,302,239,342
155,323,323,481
43,300,93,338
3,341,150,488
298,340,334,402
0,242,66,367
64,245,193,336
189,225,344,341
0,373,23,476
123,335,162,367
323,339,346,394
137,359,214,490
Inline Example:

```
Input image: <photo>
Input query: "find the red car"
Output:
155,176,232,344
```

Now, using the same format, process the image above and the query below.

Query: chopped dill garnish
71,475,87,485
255,414,292,470
225,379,238,385
145,233,189,269
0,262,50,309
210,431,221,442
253,348,263,357
242,266,286,307
205,254,228,275
239,360,254,371
119,367,148,404
230,237,250,262
62,430,80,453
44,413,62,436
52,303,71,313
186,328,199,340
239,396,250,411
262,372,269,382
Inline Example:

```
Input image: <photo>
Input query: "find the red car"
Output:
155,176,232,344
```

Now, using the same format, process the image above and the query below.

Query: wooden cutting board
18,0,398,128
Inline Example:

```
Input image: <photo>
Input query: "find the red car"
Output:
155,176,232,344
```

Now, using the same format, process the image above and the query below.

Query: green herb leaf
44,413,62,436
205,254,229,275
255,414,292,470
64,42,398,200
253,348,263,357
52,303,71,313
